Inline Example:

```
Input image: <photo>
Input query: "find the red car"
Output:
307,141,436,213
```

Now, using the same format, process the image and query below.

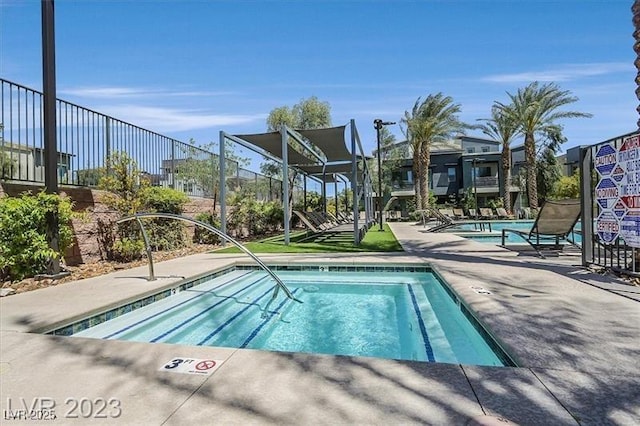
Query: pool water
450,220,582,245
72,268,508,366
449,220,535,233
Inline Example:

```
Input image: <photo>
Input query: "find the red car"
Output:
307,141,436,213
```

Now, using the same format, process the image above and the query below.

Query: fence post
579,146,593,267
219,131,226,245
211,153,216,200
170,139,176,189
105,116,111,176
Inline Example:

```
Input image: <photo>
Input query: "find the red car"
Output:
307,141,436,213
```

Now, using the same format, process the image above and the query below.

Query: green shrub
99,152,149,216
142,186,189,214
98,153,193,257
112,237,146,263
193,212,221,244
262,201,283,232
0,192,75,281
141,187,189,251
98,152,148,261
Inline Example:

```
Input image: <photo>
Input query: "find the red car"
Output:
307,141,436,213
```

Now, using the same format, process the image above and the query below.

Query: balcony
475,176,498,187
390,182,415,197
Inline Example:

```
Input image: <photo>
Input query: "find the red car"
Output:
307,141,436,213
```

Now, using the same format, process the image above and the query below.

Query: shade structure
221,121,374,247
296,162,364,183
233,131,318,166
297,126,349,162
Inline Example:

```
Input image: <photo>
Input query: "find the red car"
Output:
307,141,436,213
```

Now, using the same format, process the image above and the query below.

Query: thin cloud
482,62,632,83
60,86,237,99
97,105,266,133
61,87,151,98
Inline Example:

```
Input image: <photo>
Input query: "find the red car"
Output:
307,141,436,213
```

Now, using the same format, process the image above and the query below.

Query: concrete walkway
1,222,639,425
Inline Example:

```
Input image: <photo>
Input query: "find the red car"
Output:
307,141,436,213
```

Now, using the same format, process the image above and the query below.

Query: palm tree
402,93,467,209
499,82,591,209
475,104,520,213
402,99,425,209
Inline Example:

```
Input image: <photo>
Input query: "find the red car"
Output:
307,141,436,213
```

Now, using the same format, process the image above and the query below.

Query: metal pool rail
116,213,302,303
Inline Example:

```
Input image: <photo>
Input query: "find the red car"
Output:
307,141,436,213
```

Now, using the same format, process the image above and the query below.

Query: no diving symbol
196,360,216,371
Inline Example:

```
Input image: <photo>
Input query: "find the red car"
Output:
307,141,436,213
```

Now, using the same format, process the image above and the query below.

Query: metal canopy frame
219,120,373,245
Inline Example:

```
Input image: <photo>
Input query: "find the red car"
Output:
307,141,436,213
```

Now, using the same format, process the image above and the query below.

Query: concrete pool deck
1,222,639,425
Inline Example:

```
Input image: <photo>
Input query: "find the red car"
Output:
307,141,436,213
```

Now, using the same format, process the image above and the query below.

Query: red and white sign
160,357,223,376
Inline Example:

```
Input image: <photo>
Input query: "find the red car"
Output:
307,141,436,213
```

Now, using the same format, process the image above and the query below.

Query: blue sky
1,0,637,172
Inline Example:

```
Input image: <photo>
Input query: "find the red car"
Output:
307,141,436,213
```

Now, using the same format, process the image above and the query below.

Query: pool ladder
116,213,303,304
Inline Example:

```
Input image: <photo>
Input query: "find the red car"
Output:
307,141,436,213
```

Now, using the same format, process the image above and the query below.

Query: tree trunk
524,132,538,209
419,142,431,209
413,148,422,210
501,147,512,213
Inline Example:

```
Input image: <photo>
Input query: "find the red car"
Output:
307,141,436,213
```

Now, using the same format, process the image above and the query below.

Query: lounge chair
496,208,515,219
293,210,323,233
468,208,479,219
334,212,353,223
453,208,468,220
306,211,338,230
439,208,456,220
501,199,581,258
479,208,497,220
420,208,454,232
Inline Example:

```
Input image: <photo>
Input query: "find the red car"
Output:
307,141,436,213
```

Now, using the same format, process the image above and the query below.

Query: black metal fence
0,78,285,202
580,131,639,276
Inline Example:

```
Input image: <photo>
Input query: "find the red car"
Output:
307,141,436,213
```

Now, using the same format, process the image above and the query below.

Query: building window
466,147,475,153
57,164,68,182
477,166,492,177
481,146,490,153
447,167,456,182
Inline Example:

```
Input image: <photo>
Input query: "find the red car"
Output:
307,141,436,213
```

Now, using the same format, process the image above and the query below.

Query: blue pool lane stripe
196,285,282,346
149,275,270,343
240,288,301,349
407,284,436,362
104,271,255,339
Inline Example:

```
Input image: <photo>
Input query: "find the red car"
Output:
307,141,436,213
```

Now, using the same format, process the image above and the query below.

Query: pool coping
43,261,517,368
1,224,639,425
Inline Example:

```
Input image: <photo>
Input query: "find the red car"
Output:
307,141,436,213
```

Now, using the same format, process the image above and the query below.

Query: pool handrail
116,213,303,303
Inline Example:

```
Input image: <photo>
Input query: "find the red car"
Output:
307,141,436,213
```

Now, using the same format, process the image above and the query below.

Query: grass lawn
214,224,403,254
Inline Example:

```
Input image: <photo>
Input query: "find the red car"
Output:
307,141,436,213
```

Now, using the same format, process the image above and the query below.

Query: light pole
374,119,396,231
465,157,485,219
42,0,60,275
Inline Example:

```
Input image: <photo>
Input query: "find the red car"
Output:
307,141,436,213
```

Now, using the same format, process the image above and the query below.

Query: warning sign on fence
617,134,640,247
595,177,619,210
597,210,620,244
595,142,621,245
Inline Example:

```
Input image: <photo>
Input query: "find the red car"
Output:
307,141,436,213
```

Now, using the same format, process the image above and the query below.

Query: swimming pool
450,220,582,245
58,265,511,366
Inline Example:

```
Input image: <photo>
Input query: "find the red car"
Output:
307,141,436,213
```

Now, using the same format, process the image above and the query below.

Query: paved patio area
1,222,639,425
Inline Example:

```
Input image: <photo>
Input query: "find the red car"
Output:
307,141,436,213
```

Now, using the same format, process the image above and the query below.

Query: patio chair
479,208,497,220
439,208,456,220
453,208,468,220
500,199,581,258
468,208,479,219
306,211,337,230
496,208,515,220
293,211,323,233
